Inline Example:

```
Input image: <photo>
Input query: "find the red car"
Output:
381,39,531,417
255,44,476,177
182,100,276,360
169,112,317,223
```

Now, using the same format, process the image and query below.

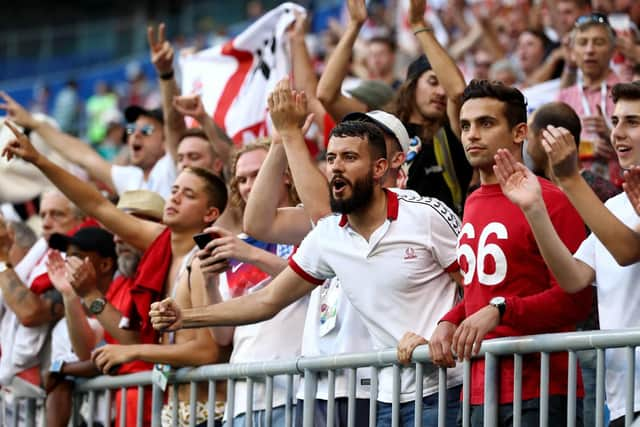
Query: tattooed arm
0,268,64,327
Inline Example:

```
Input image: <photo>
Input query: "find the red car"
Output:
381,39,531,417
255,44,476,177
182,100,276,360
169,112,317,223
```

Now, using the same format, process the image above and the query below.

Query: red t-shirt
442,178,592,405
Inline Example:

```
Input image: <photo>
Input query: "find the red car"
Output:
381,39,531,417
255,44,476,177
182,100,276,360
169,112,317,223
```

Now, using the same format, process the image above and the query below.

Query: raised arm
0,268,63,327
408,0,466,137
494,149,595,293
2,122,163,252
0,91,114,188
148,23,183,164
243,140,312,244
269,78,332,225
543,125,640,265
288,12,327,138
47,252,100,360
316,0,369,121
173,95,233,167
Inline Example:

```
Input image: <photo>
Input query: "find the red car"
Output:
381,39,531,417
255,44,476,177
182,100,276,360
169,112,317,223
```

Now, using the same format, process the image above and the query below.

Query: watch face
50,359,64,373
491,296,506,305
89,298,106,314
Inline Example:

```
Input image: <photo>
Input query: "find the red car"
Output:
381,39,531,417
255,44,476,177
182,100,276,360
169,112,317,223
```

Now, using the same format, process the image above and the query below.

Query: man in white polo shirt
151,120,463,426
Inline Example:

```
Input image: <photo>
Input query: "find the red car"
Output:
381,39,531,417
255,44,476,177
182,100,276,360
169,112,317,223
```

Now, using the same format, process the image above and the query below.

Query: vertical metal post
137,386,145,427
540,352,550,427
567,351,577,427
172,384,179,427
285,374,294,427
513,354,522,427
24,398,35,427
327,370,336,427
10,399,18,427
227,379,236,426
207,380,216,427
483,353,498,427
265,376,273,427
626,347,636,427
369,368,379,427
190,381,198,427
414,363,424,427
595,348,605,427
71,393,81,427
438,368,447,427
347,368,356,427
392,364,401,427
302,370,317,427
120,387,127,427
88,391,96,427
462,360,471,427
104,389,112,427
152,382,165,427
245,379,254,427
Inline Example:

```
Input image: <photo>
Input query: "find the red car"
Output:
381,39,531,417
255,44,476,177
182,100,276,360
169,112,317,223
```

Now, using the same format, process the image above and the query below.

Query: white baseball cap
342,110,410,154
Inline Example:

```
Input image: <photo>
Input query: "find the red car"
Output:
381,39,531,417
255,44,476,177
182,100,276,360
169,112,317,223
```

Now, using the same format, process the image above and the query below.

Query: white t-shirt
574,193,640,421
290,190,463,403
110,152,176,199
220,239,307,418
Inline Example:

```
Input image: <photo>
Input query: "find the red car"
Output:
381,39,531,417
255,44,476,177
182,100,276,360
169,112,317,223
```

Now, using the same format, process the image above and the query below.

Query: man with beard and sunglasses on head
152,114,464,426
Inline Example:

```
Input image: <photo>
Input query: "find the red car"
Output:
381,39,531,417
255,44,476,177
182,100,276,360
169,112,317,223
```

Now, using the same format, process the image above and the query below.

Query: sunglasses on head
125,124,155,136
574,13,611,29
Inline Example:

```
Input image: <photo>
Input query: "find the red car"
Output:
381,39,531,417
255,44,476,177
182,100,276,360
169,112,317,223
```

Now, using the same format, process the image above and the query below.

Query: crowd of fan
1,0,640,426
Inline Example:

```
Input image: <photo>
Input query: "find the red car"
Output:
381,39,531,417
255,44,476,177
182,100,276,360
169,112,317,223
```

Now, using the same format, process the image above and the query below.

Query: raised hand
0,92,37,129
347,0,368,26
268,77,311,135
397,331,427,365
172,94,207,122
541,125,581,180
493,149,542,211
46,250,74,296
1,121,41,163
286,10,307,41
149,297,183,331
408,0,427,27
147,23,174,75
66,256,97,298
623,166,640,217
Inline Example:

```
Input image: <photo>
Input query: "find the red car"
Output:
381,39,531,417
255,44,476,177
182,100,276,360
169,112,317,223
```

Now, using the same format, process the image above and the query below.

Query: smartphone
193,231,221,250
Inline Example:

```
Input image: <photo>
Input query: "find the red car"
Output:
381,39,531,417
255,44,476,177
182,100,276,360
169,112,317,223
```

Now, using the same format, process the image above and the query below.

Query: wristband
159,70,174,81
413,27,433,35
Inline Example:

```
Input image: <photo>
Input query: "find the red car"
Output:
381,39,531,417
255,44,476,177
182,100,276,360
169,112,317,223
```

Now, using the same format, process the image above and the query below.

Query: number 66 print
457,222,508,286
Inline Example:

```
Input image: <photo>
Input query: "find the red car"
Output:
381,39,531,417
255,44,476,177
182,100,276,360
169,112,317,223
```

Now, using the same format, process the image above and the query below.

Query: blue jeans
225,405,292,427
376,385,461,427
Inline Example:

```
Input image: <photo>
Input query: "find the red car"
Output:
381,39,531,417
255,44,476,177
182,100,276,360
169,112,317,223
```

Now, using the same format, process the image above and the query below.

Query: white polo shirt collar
337,188,400,228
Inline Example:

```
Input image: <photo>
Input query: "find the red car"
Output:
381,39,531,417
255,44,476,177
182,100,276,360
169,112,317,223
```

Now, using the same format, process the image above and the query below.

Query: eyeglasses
574,13,611,29
125,124,155,136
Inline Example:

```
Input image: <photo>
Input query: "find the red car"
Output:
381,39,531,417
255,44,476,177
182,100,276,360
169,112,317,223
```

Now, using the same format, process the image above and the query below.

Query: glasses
574,13,611,29
125,124,155,136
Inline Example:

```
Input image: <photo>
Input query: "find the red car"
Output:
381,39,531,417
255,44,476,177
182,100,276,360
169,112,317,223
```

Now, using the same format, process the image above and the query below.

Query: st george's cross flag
180,2,305,145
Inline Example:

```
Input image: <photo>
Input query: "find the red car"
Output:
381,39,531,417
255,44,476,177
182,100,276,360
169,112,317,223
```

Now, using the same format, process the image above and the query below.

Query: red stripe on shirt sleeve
288,257,325,286
445,260,460,273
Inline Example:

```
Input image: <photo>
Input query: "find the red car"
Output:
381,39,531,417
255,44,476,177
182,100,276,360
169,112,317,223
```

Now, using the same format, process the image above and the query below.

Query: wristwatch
87,297,107,315
489,296,507,318
50,359,65,374
0,261,12,273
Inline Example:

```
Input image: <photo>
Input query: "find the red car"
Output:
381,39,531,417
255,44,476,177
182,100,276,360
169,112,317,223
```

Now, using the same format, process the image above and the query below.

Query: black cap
406,55,432,81
124,105,164,125
49,227,116,260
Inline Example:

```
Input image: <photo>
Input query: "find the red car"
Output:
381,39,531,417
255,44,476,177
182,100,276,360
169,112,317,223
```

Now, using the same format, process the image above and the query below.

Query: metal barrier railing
8,328,640,426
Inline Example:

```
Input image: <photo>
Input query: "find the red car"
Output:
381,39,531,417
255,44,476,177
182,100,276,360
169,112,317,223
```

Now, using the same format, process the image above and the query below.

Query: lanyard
577,72,611,128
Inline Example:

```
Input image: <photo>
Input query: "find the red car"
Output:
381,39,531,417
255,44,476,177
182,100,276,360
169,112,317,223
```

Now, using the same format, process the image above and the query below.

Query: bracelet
413,27,433,35
159,70,174,80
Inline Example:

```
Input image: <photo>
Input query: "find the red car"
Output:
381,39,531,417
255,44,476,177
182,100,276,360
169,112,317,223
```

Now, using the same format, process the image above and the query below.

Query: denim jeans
468,396,583,427
376,385,462,427
294,398,370,427
225,405,291,427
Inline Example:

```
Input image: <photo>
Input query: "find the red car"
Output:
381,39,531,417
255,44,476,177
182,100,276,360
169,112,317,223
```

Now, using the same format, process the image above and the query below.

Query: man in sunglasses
0,92,177,199
558,12,623,187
